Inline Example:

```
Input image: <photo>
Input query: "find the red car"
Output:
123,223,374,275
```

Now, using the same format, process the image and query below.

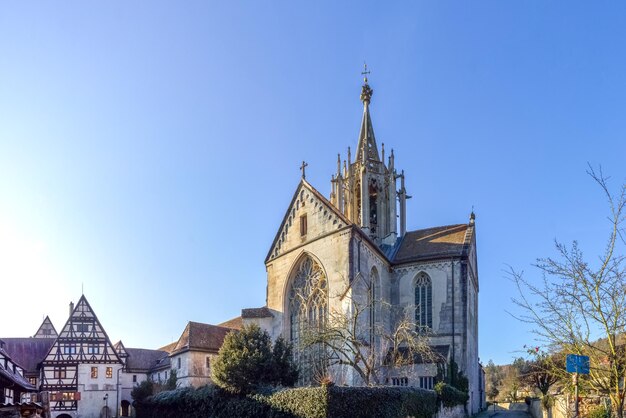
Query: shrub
434,382,469,408
211,323,298,394
131,380,154,403
589,404,611,418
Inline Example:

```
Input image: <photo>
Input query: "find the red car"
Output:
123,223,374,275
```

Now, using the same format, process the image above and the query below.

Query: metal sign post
566,354,590,418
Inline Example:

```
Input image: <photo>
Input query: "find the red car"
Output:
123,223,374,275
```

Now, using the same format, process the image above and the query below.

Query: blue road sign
566,354,590,374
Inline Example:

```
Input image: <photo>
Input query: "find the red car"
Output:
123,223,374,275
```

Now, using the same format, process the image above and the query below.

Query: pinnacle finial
360,63,373,104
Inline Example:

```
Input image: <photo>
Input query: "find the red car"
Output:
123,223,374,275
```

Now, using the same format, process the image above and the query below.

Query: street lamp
103,393,109,418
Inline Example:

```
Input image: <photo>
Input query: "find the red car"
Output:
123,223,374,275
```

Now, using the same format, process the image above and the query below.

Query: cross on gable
300,161,308,179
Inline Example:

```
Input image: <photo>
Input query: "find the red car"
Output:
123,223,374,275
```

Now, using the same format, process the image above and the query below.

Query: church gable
42,295,121,365
266,180,352,263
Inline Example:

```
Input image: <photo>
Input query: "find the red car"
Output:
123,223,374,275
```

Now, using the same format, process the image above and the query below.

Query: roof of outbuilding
171,322,234,354
393,224,473,264
0,342,37,391
125,348,170,372
241,307,273,319
218,316,243,330
158,341,178,354
1,338,55,374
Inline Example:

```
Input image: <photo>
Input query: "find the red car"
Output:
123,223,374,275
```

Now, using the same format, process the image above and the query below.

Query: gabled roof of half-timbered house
41,295,122,365
33,316,58,339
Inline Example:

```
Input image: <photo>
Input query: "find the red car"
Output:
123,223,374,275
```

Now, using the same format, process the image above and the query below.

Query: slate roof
393,224,473,264
171,322,234,355
125,348,170,373
241,307,273,319
1,338,55,374
218,316,243,330
0,341,37,391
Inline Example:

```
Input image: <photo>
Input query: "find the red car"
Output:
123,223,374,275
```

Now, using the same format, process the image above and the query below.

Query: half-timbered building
40,295,123,418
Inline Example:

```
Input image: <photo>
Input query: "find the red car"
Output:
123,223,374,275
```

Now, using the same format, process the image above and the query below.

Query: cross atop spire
361,62,371,83
360,63,373,104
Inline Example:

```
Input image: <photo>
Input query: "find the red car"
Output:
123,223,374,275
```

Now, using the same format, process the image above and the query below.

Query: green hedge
326,386,437,418
434,382,469,408
135,384,445,418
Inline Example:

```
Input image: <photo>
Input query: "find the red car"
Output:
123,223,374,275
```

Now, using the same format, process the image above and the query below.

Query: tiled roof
393,224,472,264
158,341,177,354
171,322,234,354
125,348,169,372
218,316,243,330
241,307,273,319
1,338,55,374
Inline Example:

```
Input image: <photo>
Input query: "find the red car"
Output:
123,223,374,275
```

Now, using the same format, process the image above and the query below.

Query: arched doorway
56,414,73,418
121,400,131,417
100,406,111,418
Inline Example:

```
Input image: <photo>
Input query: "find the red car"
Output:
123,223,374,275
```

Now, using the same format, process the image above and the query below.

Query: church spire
356,64,380,164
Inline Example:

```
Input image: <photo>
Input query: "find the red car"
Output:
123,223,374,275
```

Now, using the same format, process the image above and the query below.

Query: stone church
242,74,483,414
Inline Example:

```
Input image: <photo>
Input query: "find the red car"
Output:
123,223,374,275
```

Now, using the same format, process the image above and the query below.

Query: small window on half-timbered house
300,214,307,236
106,367,113,378
53,367,66,379
76,323,90,333
132,375,137,383
91,367,98,378
28,377,37,385
87,345,100,354
63,345,77,354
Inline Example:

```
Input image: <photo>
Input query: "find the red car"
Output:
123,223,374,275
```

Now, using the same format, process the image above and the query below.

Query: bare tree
511,166,626,418
298,279,435,386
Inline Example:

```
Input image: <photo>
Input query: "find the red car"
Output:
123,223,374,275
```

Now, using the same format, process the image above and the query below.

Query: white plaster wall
75,363,123,418
173,351,216,388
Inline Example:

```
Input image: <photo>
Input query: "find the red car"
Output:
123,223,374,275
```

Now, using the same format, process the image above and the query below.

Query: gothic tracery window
288,255,328,385
414,272,432,331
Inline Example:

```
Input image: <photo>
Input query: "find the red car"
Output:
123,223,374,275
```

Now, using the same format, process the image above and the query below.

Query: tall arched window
414,272,432,331
368,267,380,347
288,255,328,385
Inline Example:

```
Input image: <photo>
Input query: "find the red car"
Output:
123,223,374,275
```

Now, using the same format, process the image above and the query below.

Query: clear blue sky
1,2,625,366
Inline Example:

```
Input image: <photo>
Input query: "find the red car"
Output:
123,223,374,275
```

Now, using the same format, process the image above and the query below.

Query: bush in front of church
434,381,469,408
211,323,298,394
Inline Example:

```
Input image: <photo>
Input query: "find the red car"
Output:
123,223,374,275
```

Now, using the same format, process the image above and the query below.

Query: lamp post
103,393,109,418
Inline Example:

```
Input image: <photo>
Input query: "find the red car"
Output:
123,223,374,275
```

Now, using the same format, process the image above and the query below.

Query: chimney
69,302,74,318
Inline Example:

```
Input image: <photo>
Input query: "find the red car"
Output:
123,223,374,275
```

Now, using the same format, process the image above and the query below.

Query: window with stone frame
288,255,328,385
414,272,432,331
106,367,113,378
300,214,308,236
91,367,98,378
368,267,380,348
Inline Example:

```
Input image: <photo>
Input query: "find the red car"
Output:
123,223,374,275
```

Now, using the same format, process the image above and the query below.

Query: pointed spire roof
355,65,380,164
34,315,58,338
